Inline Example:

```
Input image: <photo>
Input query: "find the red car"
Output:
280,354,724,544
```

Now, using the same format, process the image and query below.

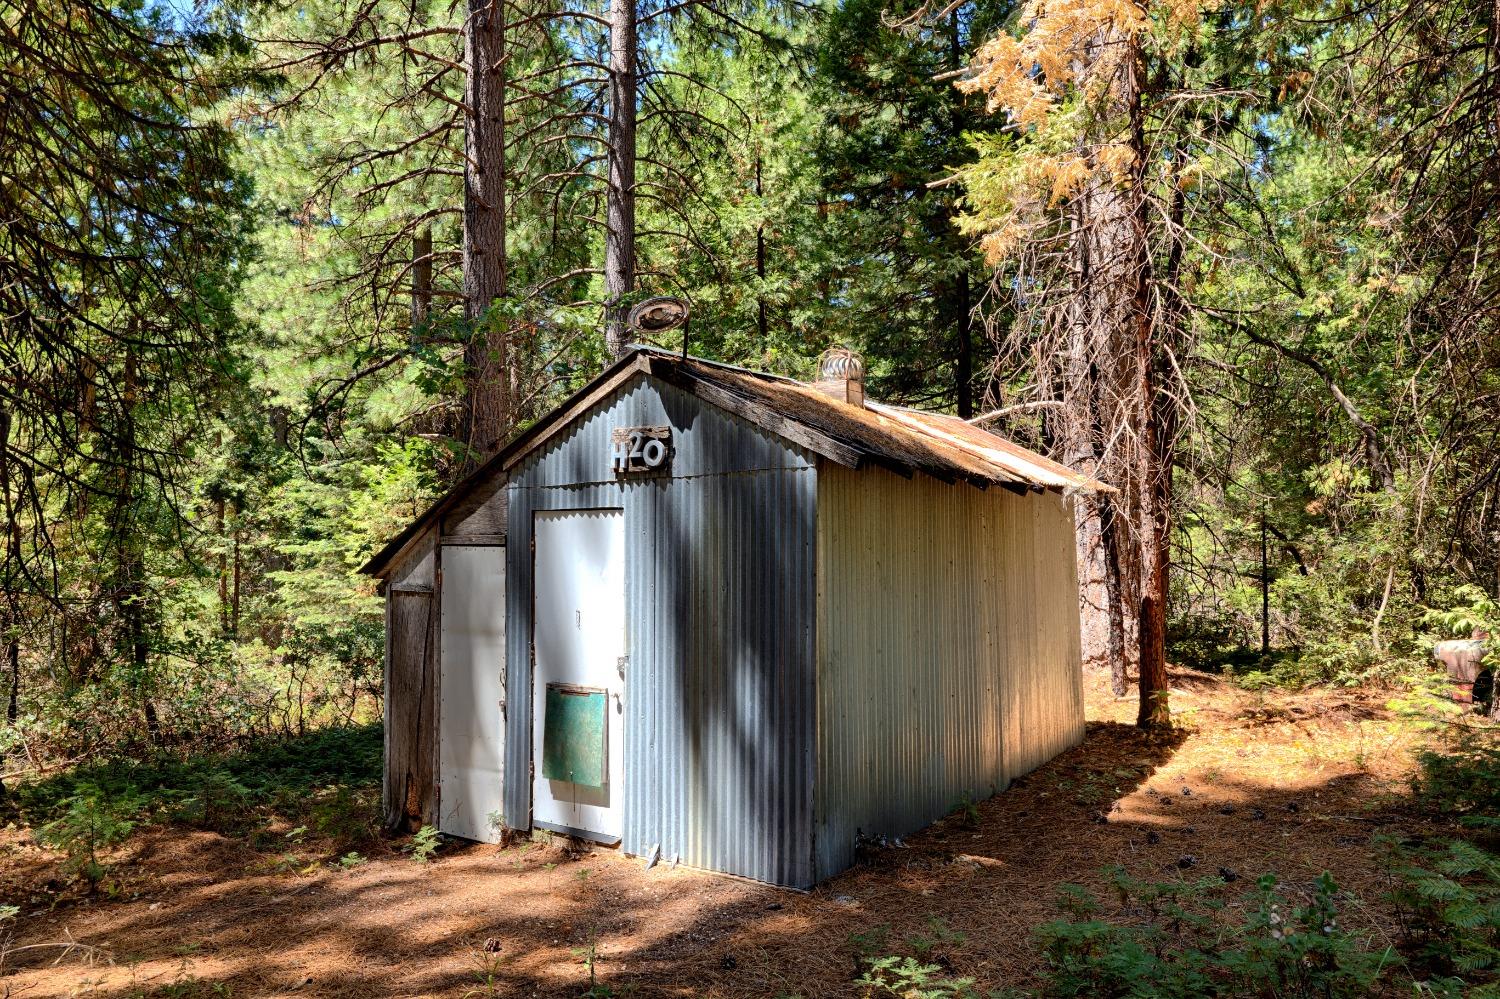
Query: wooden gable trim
648,359,867,469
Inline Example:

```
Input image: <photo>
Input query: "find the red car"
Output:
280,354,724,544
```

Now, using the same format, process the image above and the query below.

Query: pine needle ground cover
1,672,1494,998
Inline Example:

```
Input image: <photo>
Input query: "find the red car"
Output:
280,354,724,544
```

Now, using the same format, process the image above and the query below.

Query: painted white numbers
609,426,673,476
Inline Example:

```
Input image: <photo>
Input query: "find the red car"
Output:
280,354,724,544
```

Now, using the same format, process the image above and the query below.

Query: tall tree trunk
604,0,638,358
412,226,433,344
116,347,161,744
755,156,767,350
216,495,229,634
1064,192,1120,680
461,0,509,463
1127,35,1170,729
0,409,19,751
1099,493,1129,696
949,9,973,420
231,516,241,636
955,272,973,418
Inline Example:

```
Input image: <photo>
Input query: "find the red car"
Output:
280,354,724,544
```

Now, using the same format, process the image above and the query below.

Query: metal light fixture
626,296,692,358
626,296,690,333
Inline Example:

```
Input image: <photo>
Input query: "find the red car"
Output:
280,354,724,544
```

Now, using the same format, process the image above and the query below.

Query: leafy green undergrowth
12,723,383,883
848,841,1500,998
1415,727,1500,833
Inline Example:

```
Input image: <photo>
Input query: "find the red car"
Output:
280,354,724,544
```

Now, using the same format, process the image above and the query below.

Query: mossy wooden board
541,684,606,786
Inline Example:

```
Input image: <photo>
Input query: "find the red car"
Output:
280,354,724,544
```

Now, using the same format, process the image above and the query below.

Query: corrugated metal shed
814,465,1085,879
367,345,1105,889
504,375,819,887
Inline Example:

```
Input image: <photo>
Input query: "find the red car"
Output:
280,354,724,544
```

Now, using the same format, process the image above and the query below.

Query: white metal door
532,509,625,841
437,545,506,843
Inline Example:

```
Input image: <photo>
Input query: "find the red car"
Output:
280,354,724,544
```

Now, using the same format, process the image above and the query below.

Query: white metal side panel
532,509,626,842
438,545,507,843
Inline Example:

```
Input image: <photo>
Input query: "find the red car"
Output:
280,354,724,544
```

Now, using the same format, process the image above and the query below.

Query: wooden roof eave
360,352,654,578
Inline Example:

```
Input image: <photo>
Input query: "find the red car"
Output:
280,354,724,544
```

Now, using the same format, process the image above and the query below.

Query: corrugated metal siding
815,465,1085,881
505,374,819,887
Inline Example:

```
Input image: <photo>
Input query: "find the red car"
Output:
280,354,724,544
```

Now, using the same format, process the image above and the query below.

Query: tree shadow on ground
0,705,1457,998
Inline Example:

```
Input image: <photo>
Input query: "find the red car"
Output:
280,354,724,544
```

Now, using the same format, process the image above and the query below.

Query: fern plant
1038,869,1391,998
408,824,441,863
1387,838,1500,991
855,956,982,998
34,785,144,887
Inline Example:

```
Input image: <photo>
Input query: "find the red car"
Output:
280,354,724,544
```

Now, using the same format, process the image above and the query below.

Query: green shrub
15,724,382,848
1036,868,1393,998
35,784,145,886
1414,729,1500,824
1385,837,1500,993
408,824,441,863
855,956,981,998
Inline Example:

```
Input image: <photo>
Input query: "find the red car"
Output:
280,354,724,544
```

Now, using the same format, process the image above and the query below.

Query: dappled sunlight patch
2,669,1470,997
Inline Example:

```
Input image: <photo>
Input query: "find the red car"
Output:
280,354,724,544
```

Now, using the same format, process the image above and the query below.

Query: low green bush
16,723,380,824
1414,729,1500,825
16,723,382,877
1036,868,1392,998
34,784,146,886
1385,837,1500,994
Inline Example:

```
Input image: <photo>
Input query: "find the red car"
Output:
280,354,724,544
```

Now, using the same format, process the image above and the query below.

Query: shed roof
360,345,1110,576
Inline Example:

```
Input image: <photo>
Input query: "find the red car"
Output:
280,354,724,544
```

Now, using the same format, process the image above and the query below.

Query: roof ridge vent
814,347,865,408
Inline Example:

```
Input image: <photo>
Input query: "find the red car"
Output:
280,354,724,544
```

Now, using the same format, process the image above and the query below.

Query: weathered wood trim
441,534,505,546
654,364,867,469
389,582,435,593
499,357,653,474
384,587,437,832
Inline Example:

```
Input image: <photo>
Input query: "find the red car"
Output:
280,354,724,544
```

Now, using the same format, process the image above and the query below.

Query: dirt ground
0,669,1458,998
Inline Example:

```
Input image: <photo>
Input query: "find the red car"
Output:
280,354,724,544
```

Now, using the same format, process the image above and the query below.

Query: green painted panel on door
541,684,606,787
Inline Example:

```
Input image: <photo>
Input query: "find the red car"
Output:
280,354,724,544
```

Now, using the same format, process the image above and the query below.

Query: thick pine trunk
955,272,973,418
216,496,229,633
461,0,509,463
948,12,973,420
604,0,637,358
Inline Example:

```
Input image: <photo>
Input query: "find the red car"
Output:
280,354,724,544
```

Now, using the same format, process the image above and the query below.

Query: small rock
1285,802,1301,813
1181,787,1193,797
1176,855,1197,869
1146,830,1161,845
1250,807,1266,821
766,902,783,911
1219,805,1236,816
1091,812,1108,825
1218,867,1239,882
720,954,738,970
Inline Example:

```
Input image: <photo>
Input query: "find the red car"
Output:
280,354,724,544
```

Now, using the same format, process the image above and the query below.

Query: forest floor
0,668,1472,998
